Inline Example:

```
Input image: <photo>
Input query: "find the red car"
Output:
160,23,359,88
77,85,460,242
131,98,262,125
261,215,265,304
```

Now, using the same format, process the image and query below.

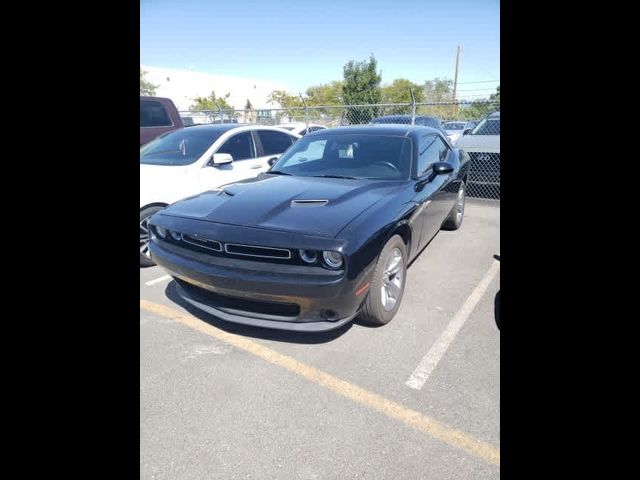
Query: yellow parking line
140,299,500,467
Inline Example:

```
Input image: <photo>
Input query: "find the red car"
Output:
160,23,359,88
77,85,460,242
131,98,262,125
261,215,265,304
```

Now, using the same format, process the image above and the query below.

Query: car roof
176,124,301,136
305,124,443,137
373,114,439,120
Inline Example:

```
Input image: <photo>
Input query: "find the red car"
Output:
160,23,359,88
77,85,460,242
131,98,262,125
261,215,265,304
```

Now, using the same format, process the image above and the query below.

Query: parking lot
140,199,500,479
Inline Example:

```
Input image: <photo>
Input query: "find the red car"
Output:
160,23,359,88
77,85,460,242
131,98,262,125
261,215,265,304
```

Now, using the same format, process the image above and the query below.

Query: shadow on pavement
164,280,353,344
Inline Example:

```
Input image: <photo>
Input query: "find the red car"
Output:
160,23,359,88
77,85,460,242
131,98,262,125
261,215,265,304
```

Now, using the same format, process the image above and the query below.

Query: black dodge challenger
148,125,469,331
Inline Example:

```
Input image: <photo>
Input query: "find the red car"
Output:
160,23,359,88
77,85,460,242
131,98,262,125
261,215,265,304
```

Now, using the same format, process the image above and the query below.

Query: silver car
443,120,477,143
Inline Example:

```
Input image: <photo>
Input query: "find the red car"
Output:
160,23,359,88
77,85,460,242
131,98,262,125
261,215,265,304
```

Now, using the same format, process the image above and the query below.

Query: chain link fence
178,100,499,199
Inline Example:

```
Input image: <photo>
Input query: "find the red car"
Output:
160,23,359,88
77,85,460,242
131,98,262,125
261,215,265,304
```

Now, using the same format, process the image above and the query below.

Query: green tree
140,69,158,96
458,85,500,120
416,77,456,119
306,81,344,106
267,90,304,122
342,55,382,124
190,91,234,112
381,78,425,114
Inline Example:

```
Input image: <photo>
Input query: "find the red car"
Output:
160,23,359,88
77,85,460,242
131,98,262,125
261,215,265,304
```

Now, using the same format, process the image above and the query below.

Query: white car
453,111,500,199
443,120,477,144
275,122,327,136
140,124,300,266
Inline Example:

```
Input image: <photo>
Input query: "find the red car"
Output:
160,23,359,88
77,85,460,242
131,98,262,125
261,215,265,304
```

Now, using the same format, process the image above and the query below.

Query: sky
140,0,499,101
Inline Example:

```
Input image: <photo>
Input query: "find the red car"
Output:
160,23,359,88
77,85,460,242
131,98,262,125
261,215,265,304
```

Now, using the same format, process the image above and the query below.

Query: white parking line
144,275,172,286
405,259,500,390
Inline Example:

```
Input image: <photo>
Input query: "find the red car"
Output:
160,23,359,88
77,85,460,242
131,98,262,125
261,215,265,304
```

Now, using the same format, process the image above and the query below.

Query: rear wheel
359,235,407,326
442,181,466,230
140,205,164,267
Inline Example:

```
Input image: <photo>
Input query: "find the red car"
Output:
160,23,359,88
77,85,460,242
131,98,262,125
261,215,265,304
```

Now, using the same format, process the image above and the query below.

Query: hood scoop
290,199,329,207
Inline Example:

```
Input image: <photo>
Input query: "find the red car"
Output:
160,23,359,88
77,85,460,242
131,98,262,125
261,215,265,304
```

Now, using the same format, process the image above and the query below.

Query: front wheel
442,181,466,230
140,205,164,267
359,235,407,326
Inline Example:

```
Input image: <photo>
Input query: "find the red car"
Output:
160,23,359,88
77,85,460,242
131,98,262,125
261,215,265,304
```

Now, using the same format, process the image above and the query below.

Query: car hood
140,163,195,207
161,174,405,238
454,134,500,151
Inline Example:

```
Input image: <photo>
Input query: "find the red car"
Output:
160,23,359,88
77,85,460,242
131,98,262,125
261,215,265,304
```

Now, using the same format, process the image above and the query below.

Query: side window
417,135,450,176
216,131,255,160
140,100,172,127
257,130,294,156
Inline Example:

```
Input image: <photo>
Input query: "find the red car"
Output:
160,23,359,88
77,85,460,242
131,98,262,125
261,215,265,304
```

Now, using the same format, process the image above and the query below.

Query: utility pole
452,45,461,118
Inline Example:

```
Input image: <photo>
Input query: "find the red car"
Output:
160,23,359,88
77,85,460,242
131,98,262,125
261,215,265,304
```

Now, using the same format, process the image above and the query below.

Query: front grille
224,243,291,259
177,279,300,319
181,233,222,252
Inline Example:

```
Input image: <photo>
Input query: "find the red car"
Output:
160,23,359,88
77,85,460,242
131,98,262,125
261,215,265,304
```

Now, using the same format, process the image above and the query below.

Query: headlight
299,249,318,264
156,225,167,239
169,230,181,241
322,251,343,269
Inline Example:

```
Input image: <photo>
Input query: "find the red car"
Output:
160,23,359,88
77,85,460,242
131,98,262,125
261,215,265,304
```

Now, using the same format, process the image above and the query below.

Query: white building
141,65,289,113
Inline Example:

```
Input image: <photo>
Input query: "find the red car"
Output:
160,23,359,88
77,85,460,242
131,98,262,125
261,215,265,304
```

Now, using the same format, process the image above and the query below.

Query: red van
140,96,183,145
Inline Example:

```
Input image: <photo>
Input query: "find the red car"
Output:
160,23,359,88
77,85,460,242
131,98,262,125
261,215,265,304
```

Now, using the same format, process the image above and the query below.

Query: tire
442,181,466,231
140,205,164,267
359,235,407,326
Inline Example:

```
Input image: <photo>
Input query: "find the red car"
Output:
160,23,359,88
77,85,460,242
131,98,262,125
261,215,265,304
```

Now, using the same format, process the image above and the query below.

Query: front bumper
149,237,370,332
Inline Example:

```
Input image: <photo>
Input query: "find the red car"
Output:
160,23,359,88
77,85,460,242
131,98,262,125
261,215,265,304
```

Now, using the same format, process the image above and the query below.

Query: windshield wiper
311,174,357,180
267,170,292,176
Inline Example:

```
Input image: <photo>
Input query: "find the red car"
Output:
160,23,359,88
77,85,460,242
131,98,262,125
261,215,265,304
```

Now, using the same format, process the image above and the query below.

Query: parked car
276,122,327,136
371,115,445,133
140,124,301,266
147,124,469,330
453,111,500,198
140,96,183,145
443,120,477,143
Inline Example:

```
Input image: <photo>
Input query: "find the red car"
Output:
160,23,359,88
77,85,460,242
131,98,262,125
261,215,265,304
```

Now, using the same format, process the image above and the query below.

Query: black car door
413,134,455,250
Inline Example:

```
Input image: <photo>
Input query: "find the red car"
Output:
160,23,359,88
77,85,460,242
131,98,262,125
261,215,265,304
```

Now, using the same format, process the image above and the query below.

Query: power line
456,79,500,85
456,87,499,92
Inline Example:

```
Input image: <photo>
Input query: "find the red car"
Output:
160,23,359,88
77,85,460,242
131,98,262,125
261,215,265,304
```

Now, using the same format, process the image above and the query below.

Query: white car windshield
140,129,225,166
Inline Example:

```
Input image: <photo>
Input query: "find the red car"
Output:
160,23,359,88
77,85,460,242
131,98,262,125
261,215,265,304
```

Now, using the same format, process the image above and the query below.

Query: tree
140,69,158,96
267,90,304,122
306,81,344,106
381,78,425,114
457,85,500,120
342,55,382,124
190,91,234,112
244,99,254,123
267,90,303,109
417,78,455,119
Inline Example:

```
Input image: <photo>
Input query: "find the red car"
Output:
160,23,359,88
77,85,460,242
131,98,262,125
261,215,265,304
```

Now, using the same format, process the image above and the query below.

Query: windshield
140,128,225,165
443,122,466,130
471,116,500,136
270,133,412,180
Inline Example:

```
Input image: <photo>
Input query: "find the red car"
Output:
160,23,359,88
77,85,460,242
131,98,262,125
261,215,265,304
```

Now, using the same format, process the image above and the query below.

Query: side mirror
211,153,233,165
463,128,472,136
432,162,454,175
267,156,279,167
